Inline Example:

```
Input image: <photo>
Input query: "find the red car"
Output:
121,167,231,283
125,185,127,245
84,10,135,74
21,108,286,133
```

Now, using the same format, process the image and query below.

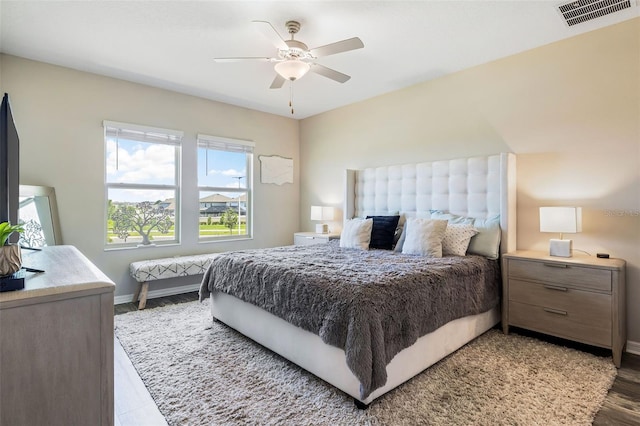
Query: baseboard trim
627,340,640,355
114,283,200,305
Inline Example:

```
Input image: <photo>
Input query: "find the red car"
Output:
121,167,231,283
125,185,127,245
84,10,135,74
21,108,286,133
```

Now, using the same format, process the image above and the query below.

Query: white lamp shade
274,60,310,81
310,206,322,221
310,206,335,221
539,207,582,233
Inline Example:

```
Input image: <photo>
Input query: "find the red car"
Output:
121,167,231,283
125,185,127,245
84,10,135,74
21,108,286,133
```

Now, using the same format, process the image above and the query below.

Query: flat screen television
1,93,20,242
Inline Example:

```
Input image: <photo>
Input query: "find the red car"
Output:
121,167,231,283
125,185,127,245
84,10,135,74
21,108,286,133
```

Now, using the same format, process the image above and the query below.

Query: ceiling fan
214,20,364,89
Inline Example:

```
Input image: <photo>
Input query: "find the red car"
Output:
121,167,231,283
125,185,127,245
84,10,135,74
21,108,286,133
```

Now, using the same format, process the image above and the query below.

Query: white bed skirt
210,290,500,405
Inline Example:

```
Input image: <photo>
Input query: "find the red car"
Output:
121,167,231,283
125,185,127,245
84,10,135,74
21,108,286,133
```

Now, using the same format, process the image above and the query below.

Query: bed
199,152,516,406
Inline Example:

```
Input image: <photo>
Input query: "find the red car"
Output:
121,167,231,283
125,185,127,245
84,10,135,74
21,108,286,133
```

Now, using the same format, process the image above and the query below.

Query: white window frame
103,120,182,249
197,134,254,242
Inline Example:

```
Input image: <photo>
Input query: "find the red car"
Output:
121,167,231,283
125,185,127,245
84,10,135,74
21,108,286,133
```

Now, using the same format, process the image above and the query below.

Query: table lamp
539,207,582,257
310,206,334,234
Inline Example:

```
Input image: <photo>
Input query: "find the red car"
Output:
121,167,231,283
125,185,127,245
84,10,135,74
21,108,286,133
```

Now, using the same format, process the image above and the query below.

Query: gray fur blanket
199,241,500,399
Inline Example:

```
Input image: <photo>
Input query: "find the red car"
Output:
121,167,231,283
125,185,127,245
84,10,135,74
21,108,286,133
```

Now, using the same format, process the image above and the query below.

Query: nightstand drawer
508,259,611,293
294,232,340,246
294,235,323,246
508,279,611,328
509,301,611,347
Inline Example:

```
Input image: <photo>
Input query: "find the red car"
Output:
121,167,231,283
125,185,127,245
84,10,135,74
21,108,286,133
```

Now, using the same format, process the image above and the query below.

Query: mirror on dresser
18,185,62,248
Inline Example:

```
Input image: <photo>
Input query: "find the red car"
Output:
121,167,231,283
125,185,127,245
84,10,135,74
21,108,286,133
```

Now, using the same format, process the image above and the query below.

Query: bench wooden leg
137,282,149,310
132,283,142,304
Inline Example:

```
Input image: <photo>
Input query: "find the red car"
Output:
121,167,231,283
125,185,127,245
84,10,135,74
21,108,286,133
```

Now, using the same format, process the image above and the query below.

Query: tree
111,201,173,245
219,208,238,235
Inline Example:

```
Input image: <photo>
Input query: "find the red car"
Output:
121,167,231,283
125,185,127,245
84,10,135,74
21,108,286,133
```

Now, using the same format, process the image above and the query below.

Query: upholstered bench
129,253,218,309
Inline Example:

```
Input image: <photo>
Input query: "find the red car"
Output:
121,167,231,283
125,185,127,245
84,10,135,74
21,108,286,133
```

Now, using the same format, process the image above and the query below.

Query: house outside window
104,121,182,248
197,134,253,241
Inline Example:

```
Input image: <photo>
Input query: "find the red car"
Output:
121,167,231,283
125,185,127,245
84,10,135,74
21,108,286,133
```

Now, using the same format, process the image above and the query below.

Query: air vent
558,0,632,26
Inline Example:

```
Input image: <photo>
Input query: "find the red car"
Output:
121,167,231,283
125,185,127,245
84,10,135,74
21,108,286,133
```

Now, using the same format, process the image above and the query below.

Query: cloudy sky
106,137,247,203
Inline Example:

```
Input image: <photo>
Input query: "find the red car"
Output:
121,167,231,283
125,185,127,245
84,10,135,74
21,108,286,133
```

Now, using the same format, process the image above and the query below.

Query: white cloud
208,168,244,177
106,139,175,184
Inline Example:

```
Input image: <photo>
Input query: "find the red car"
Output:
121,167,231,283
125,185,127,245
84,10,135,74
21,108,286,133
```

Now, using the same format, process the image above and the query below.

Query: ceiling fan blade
252,20,288,50
213,57,274,63
309,37,364,58
269,74,286,89
310,63,351,83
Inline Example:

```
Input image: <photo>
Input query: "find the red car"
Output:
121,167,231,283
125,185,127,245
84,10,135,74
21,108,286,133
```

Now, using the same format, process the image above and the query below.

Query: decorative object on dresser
293,231,340,246
502,250,626,367
0,245,115,425
310,205,335,234
539,206,582,257
0,221,24,292
18,185,63,248
0,221,23,275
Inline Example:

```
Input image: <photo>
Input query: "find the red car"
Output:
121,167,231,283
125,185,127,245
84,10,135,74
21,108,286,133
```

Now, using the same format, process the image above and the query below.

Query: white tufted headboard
344,153,516,254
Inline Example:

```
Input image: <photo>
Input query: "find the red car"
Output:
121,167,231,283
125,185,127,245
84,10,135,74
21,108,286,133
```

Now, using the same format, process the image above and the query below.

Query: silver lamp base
549,239,572,257
315,223,328,234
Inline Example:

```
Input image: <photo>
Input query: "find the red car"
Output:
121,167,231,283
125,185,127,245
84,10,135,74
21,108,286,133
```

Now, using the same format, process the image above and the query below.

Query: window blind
197,134,254,153
104,120,183,145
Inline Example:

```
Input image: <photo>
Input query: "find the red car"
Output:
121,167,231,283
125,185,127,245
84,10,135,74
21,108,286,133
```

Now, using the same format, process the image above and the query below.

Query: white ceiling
1,1,637,119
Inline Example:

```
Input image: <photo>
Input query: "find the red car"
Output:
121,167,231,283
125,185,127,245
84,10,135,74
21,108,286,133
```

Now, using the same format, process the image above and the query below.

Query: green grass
199,223,247,236
106,222,247,242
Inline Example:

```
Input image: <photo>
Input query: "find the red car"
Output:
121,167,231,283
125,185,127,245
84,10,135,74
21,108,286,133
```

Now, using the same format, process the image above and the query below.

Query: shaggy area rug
115,301,616,425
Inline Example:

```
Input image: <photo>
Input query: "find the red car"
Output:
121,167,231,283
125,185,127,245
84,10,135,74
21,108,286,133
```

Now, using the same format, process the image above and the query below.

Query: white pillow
442,223,479,256
467,216,501,259
401,218,448,257
431,211,502,260
340,218,373,250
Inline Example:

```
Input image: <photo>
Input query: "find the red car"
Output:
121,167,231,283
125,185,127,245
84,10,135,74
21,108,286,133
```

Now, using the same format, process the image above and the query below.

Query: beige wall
1,54,300,298
300,19,640,342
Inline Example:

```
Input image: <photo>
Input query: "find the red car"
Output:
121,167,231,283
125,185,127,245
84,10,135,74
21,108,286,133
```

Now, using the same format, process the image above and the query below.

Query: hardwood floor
593,353,640,425
114,337,168,426
114,293,640,425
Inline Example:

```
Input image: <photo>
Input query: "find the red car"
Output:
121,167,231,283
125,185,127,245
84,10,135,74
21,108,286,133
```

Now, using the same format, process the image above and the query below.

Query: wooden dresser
0,245,115,426
502,250,626,367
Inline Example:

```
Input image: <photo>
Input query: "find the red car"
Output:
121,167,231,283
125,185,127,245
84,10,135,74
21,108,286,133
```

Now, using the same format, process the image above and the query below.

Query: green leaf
0,221,23,246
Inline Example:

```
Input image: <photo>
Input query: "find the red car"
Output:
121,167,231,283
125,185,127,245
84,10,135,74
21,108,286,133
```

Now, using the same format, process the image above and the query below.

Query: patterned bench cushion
130,254,218,283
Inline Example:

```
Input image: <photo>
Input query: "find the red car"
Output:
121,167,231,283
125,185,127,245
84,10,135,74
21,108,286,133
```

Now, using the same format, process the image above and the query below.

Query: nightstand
293,232,340,246
502,250,626,367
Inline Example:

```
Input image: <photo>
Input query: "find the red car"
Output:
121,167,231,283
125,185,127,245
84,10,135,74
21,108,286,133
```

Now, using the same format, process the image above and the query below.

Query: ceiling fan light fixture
274,60,310,81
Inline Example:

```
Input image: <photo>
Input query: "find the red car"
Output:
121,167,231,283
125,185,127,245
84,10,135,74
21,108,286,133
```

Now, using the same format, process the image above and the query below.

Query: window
104,121,182,248
197,134,254,241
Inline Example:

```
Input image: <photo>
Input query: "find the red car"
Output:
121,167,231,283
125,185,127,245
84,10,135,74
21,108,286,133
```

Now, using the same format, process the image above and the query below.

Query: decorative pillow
401,218,448,257
366,215,400,250
393,223,407,253
442,223,479,256
431,210,501,259
429,210,475,225
339,218,373,250
467,216,501,259
393,214,405,247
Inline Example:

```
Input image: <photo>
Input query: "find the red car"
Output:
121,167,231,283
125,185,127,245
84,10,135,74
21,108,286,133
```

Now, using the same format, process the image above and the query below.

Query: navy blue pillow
366,215,400,250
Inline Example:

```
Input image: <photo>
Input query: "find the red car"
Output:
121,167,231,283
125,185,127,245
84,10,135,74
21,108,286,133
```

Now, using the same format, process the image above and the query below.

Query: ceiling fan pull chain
289,82,294,115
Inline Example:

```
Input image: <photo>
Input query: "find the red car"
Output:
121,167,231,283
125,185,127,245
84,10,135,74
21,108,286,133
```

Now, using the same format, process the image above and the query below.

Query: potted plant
0,221,24,276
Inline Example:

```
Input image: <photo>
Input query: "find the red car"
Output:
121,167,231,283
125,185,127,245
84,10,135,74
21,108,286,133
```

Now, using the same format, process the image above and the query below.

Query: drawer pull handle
543,307,567,316
543,263,568,268
543,285,568,292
